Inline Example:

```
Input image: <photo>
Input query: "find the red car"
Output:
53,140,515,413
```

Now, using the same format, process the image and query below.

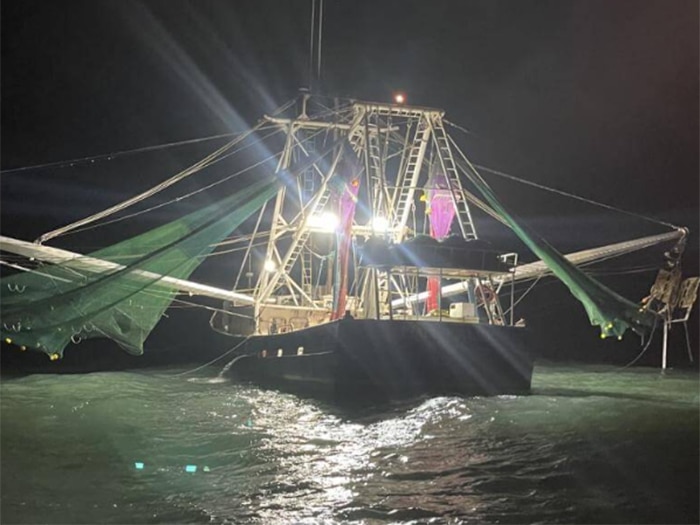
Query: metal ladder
259,182,333,306
430,114,478,240
391,115,430,242
301,139,316,296
365,111,391,217
287,189,331,290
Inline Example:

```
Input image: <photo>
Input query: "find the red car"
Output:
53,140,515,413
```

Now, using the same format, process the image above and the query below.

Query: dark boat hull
227,319,535,403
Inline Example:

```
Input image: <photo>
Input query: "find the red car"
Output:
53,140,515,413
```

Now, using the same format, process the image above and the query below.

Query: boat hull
226,319,535,403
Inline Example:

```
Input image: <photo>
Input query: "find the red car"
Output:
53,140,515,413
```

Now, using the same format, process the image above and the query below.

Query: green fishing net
464,169,656,338
1,178,278,358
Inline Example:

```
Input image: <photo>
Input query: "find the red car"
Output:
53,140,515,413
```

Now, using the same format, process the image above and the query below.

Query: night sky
1,0,698,364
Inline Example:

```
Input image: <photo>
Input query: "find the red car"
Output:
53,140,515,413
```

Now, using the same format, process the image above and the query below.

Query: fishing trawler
1,93,696,402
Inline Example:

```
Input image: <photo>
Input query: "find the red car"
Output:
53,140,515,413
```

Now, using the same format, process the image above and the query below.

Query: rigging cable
53,127,285,237
474,164,679,230
232,200,268,292
501,274,543,319
308,0,324,91
317,0,324,85
444,120,679,230
40,118,329,240
308,0,316,90
36,122,268,244
607,316,660,371
0,133,237,176
170,335,254,377
33,98,298,244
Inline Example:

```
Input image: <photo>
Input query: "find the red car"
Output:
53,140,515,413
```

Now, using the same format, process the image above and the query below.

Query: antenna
308,0,324,93
317,0,323,86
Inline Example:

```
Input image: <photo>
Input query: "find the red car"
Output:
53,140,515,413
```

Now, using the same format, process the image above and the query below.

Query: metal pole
388,269,393,321
438,268,443,322
510,267,515,326
308,0,316,91
317,0,323,87
683,322,694,362
661,321,669,370
374,269,381,320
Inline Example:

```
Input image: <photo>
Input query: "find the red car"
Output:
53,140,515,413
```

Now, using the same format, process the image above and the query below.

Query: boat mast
246,100,483,325
308,0,324,94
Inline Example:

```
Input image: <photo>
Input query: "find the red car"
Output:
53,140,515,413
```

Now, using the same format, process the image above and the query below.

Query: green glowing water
2,363,697,524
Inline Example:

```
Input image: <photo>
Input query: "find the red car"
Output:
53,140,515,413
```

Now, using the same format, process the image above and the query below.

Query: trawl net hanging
1,178,278,358
460,164,656,339
425,164,456,313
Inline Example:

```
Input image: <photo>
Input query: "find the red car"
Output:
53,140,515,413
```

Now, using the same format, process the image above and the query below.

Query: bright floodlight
263,259,277,272
394,93,406,104
308,211,339,232
372,216,390,233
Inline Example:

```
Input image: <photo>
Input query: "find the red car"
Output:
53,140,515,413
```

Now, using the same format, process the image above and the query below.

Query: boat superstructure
211,96,525,340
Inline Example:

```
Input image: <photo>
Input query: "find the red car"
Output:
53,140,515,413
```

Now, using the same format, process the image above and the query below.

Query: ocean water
1,363,697,524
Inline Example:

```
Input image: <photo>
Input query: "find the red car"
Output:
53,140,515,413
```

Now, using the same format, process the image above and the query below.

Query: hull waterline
226,319,535,404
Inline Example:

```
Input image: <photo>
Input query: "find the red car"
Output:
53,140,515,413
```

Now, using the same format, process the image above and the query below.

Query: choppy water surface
2,363,698,524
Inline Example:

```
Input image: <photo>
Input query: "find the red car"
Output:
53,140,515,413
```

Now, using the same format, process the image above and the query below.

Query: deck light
372,216,390,233
263,259,277,272
308,211,339,232
394,93,406,104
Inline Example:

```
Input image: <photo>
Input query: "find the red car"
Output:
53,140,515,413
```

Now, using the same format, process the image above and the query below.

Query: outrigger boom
0,229,684,309
392,229,687,307
0,235,256,305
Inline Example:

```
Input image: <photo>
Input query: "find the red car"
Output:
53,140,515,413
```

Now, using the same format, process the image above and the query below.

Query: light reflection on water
1,363,698,524
246,394,458,523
